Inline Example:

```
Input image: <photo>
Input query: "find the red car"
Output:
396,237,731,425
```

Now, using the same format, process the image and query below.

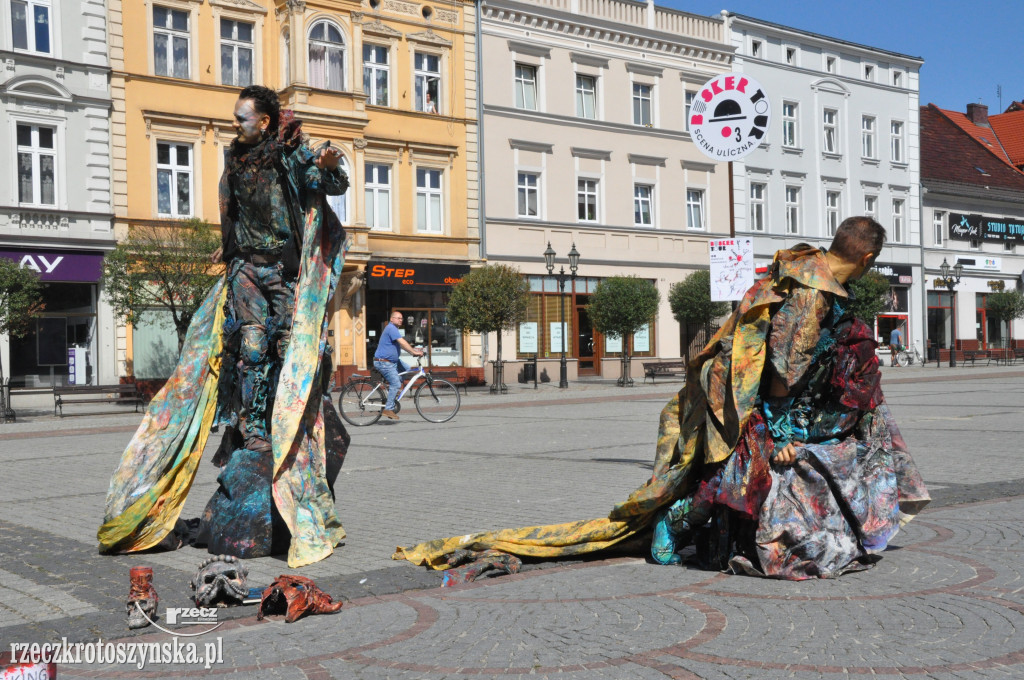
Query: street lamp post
544,242,580,389
939,257,964,367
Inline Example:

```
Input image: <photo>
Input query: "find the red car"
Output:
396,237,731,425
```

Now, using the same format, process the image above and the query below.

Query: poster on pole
688,73,771,162
709,238,755,301
519,322,538,353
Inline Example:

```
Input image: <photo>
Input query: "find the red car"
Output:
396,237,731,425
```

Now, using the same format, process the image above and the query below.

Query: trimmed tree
0,259,45,401
587,276,660,385
986,290,1024,347
847,270,891,326
102,218,221,354
446,264,531,383
669,270,730,362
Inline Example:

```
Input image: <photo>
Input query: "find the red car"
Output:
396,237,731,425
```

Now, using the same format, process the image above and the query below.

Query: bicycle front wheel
414,379,461,423
338,379,384,426
896,350,910,366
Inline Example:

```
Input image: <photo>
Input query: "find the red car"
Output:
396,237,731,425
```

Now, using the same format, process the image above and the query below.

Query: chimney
966,102,989,125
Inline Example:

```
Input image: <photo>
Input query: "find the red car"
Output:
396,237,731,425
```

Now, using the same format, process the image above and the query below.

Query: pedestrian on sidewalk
374,310,424,420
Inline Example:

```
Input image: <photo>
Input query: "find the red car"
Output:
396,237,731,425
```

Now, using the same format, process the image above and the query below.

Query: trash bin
522,361,536,383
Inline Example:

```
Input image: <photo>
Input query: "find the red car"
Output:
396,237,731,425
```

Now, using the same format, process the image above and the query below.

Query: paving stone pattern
1,367,1023,678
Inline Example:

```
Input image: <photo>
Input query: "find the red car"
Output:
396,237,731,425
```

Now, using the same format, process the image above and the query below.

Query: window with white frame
632,83,652,126
864,194,877,218
684,90,695,131
933,210,944,246
785,46,796,65
782,101,798,147
153,6,190,79
892,70,903,87
1004,240,1016,253
785,186,800,234
517,171,539,218
825,190,840,236
363,44,389,106
416,167,442,233
823,108,838,153
514,63,537,110
861,115,876,159
326,156,349,225
156,141,192,217
11,0,51,53
891,121,905,163
750,39,762,57
825,54,836,74
414,52,441,113
577,178,598,222
364,162,392,230
16,123,55,206
576,74,596,119
634,184,653,227
308,20,344,91
749,181,766,232
863,63,874,81
892,199,904,242
969,237,981,250
220,18,254,87
686,189,704,230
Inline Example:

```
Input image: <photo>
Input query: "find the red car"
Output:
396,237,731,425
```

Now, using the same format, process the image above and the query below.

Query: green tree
587,276,660,380
986,290,1024,347
102,218,221,353
0,258,45,390
847,270,891,325
668,269,731,327
447,264,531,366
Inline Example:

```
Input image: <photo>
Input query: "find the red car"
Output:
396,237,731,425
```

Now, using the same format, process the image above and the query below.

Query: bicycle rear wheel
414,379,460,423
338,379,384,426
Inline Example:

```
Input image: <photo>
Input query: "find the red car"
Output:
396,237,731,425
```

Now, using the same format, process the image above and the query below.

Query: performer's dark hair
829,216,886,262
238,85,281,133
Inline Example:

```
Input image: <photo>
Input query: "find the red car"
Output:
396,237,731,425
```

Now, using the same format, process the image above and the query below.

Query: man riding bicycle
374,310,424,420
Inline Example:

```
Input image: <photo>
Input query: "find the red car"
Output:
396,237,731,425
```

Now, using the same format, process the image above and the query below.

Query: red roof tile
920,104,1024,189
935,107,1015,166
989,110,1024,167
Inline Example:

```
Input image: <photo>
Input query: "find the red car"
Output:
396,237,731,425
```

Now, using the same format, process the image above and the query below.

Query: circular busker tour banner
688,73,771,161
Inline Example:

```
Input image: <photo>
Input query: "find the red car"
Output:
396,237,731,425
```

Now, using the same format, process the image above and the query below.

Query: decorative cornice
625,62,663,78
507,40,551,59
627,153,666,167
571,146,611,161
407,29,453,47
382,0,419,17
210,0,267,14
681,159,715,173
360,18,404,39
568,52,609,69
509,139,553,153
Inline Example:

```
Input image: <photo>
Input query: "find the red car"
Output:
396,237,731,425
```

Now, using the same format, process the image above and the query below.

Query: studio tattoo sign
689,73,771,161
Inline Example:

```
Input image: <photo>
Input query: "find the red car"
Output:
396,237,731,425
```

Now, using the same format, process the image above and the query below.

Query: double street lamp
544,242,580,389
938,257,964,367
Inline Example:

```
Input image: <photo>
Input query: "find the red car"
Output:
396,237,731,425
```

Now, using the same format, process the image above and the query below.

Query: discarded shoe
382,409,399,420
126,566,159,629
257,575,343,623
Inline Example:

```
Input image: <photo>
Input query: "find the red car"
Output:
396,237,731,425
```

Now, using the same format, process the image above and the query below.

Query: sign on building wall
688,73,771,162
948,213,1024,244
519,322,538,353
709,238,755,301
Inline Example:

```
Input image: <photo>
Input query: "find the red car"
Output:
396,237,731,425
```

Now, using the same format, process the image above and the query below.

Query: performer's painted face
233,99,269,144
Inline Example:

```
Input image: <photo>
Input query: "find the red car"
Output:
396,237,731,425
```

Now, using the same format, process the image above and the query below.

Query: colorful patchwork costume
394,248,929,579
98,113,350,568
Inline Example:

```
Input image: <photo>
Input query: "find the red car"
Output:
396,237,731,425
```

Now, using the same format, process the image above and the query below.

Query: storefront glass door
10,282,97,387
574,297,600,375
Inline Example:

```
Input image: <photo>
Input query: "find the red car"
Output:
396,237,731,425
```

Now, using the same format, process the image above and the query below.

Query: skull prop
126,566,159,630
190,555,249,607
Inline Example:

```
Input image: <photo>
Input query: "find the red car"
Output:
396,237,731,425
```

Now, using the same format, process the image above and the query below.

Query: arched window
326,154,350,224
308,20,344,91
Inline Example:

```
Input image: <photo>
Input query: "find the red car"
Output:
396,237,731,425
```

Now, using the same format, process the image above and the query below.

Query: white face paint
233,99,265,144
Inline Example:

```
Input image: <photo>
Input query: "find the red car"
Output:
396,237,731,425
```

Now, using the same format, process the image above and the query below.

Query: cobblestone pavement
1,366,1023,678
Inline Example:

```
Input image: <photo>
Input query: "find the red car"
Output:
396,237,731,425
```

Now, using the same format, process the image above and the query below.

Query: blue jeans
374,359,402,410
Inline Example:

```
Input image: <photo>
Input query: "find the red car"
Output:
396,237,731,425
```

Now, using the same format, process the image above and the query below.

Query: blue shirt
375,323,402,361
890,329,903,345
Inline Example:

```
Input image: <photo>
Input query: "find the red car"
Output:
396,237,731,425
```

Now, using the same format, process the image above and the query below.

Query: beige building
480,0,734,381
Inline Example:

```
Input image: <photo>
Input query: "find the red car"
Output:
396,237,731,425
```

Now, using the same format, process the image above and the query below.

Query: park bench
53,384,143,417
1012,348,1024,365
642,360,687,384
429,370,469,395
959,350,992,366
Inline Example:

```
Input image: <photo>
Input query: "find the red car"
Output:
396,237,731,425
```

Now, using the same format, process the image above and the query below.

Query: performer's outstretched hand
210,246,223,264
772,441,803,466
316,145,341,171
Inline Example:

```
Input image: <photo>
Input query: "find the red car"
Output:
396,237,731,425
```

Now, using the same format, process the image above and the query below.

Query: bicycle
895,343,922,367
337,355,461,426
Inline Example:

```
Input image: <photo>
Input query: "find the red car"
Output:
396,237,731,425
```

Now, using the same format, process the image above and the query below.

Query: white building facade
0,0,115,389
724,13,924,353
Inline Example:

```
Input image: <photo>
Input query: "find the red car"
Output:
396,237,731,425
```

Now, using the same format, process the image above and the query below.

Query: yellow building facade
108,0,480,382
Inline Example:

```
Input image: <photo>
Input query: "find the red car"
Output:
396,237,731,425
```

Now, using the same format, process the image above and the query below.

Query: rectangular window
785,186,800,234
363,44,389,106
861,115,876,159
632,83,652,126
577,178,598,222
892,70,903,87
864,194,877,218
514,63,537,110
416,167,442,233
825,55,836,73
749,181,766,232
785,46,796,65
156,141,192,217
933,210,944,246
750,39,762,57
684,91,695,131
891,199,904,242
153,6,190,79
823,108,838,153
575,74,596,119
891,121,905,163
219,18,253,87
11,0,50,53
864,64,874,80
364,162,391,230
517,171,539,218
1004,240,1016,253
686,189,704,230
969,237,981,250
16,123,55,206
782,101,798,147
414,52,440,113
633,184,653,227
826,190,840,236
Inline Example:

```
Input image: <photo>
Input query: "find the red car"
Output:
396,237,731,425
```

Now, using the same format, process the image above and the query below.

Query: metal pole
949,286,957,367
558,268,568,388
